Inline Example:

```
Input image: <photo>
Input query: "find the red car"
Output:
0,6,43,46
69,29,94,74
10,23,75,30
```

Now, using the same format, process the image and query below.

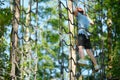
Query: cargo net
10,0,39,79
1,0,106,79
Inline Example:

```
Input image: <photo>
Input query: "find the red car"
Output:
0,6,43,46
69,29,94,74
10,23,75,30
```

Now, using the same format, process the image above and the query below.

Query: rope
58,0,78,80
10,0,39,79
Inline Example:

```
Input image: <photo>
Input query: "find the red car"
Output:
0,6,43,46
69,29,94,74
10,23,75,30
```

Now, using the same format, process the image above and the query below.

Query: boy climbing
73,1,100,71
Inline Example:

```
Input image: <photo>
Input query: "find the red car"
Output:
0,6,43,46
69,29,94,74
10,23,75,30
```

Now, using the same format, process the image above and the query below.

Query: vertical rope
58,0,64,79
34,0,38,80
99,0,106,79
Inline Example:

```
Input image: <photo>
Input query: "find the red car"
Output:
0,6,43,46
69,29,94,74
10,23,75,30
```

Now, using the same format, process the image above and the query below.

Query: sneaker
78,59,88,66
94,65,100,71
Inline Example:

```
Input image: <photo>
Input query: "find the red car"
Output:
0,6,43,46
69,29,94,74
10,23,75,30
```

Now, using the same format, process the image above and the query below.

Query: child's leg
77,34,86,59
86,49,97,65
78,46,85,59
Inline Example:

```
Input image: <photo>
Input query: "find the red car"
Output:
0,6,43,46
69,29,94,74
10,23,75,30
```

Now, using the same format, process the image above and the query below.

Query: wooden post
68,0,76,80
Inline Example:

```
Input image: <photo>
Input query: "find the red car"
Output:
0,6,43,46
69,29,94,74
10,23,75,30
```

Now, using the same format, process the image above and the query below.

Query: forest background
0,0,120,80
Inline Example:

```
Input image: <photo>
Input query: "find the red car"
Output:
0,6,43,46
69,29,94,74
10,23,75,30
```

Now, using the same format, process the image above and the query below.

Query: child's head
77,7,84,14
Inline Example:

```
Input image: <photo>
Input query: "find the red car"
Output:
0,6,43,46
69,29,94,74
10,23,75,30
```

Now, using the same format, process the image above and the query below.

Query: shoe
94,65,100,71
78,59,88,66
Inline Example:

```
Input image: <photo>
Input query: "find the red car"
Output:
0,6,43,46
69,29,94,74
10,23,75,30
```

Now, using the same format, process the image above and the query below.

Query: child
73,2,100,71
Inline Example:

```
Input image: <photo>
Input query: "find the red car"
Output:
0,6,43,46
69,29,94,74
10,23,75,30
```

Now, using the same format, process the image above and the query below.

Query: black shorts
77,34,92,49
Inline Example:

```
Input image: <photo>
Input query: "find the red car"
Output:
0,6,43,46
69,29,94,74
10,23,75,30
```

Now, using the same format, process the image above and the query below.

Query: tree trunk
107,18,112,79
107,19,112,57
10,0,20,80
68,0,76,80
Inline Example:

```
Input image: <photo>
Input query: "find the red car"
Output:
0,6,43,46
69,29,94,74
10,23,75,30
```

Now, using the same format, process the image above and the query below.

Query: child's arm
73,8,78,16
86,14,94,25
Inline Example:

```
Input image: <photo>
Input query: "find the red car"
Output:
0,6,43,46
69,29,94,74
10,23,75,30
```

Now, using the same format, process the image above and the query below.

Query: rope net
1,0,107,79
10,0,39,79
9,0,60,79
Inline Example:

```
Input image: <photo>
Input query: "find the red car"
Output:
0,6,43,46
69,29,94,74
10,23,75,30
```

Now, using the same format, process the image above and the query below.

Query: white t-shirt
77,12,92,38
73,1,93,38
77,12,91,29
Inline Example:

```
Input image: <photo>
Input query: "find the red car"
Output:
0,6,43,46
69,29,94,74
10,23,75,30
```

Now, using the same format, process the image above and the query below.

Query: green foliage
92,0,120,79
104,0,120,79
48,19,59,30
26,1,61,79
0,8,12,25
0,36,7,52
111,52,120,78
0,8,12,37
2,0,120,79
43,30,59,43
0,2,11,79
0,36,10,79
